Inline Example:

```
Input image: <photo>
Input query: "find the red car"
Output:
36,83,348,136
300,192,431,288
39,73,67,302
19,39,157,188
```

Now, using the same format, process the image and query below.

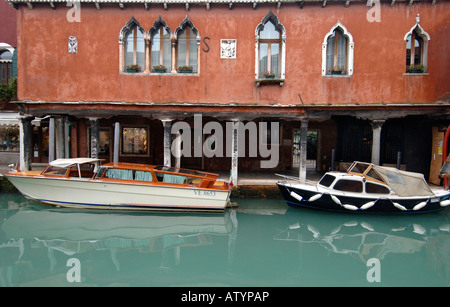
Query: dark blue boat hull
277,183,449,214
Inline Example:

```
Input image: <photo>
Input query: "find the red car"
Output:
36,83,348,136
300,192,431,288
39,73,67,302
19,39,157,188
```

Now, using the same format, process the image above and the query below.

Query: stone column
19,116,33,171
56,117,65,159
113,122,120,163
144,36,150,73
230,120,239,186
371,120,384,165
161,119,172,167
299,120,308,183
48,117,55,162
171,37,177,73
89,118,100,159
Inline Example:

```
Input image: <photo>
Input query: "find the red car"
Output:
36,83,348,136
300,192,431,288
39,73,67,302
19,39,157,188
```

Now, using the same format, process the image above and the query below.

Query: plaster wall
16,2,450,106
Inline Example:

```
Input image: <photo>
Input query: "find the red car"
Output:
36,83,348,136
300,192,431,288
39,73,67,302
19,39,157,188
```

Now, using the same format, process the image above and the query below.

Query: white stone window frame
118,16,148,73
173,15,201,75
255,11,286,86
404,14,430,74
321,21,354,77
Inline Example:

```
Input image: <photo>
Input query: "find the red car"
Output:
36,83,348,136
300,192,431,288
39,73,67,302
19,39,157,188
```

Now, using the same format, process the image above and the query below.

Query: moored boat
277,161,450,214
3,158,232,212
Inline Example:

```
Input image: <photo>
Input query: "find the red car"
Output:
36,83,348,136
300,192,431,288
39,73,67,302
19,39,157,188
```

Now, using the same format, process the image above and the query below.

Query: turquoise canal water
0,192,449,287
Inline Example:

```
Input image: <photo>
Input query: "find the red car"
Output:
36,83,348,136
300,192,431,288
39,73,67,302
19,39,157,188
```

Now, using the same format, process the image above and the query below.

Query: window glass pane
319,174,336,187
348,162,370,174
0,50,12,61
366,168,384,182
260,21,279,39
333,179,363,193
163,30,172,71
151,30,161,67
366,182,390,194
259,43,268,78
135,171,153,182
125,29,134,68
336,30,346,69
122,127,148,155
414,37,422,65
189,27,197,72
177,28,187,68
271,43,279,77
105,168,134,180
135,29,145,70
125,27,145,70
326,34,335,73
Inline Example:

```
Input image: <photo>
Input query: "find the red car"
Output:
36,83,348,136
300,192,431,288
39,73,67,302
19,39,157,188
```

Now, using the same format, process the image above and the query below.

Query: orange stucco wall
16,2,450,106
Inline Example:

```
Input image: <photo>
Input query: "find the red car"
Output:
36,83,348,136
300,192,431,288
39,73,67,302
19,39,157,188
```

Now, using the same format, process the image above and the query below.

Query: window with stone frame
321,21,354,76
174,16,200,74
119,17,146,73
404,15,430,74
255,11,286,83
149,17,172,73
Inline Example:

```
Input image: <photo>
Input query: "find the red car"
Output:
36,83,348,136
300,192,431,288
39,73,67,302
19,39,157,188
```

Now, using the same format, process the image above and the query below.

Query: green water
0,192,449,287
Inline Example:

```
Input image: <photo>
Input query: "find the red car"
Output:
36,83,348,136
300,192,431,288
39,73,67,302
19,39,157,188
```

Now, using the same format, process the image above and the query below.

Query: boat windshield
348,162,371,174
42,165,69,176
154,166,208,177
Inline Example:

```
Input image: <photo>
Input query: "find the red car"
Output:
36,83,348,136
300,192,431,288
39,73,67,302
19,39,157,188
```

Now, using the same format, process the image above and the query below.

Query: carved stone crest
68,36,78,54
220,39,236,59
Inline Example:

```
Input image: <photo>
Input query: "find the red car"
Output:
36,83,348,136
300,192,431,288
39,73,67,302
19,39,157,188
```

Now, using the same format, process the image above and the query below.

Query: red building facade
7,0,450,182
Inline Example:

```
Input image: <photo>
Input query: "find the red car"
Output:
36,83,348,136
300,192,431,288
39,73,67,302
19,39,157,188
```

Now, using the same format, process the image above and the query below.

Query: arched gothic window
255,11,286,83
404,15,430,73
119,17,146,73
174,16,200,73
149,17,172,73
322,21,354,76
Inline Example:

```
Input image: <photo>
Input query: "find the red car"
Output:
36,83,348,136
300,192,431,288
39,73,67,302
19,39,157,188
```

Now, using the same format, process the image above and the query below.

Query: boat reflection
0,194,237,286
274,207,450,263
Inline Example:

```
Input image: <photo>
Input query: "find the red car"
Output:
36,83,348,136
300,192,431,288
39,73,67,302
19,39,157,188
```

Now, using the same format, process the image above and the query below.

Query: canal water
0,192,449,287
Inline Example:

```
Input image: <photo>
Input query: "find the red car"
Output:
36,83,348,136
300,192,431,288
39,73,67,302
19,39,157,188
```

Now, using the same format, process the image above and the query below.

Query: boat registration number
194,190,216,197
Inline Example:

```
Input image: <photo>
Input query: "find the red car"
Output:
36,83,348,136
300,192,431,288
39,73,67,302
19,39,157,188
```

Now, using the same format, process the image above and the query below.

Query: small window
155,172,186,184
404,15,430,74
385,172,405,185
135,170,153,182
104,168,133,180
319,174,336,187
366,182,390,194
333,179,363,193
121,127,149,156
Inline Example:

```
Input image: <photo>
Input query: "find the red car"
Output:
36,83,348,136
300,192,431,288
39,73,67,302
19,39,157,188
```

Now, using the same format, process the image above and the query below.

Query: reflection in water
0,194,449,286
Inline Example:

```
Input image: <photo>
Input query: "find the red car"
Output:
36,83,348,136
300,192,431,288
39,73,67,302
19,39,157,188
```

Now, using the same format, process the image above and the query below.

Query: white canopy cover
349,162,434,197
49,158,101,168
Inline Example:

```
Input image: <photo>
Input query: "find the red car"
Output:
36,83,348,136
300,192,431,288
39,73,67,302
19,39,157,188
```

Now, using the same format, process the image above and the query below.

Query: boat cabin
40,158,225,189
95,162,222,188
318,161,434,198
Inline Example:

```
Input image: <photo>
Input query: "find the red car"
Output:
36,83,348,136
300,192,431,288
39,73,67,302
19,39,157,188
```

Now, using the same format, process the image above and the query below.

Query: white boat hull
5,175,230,212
